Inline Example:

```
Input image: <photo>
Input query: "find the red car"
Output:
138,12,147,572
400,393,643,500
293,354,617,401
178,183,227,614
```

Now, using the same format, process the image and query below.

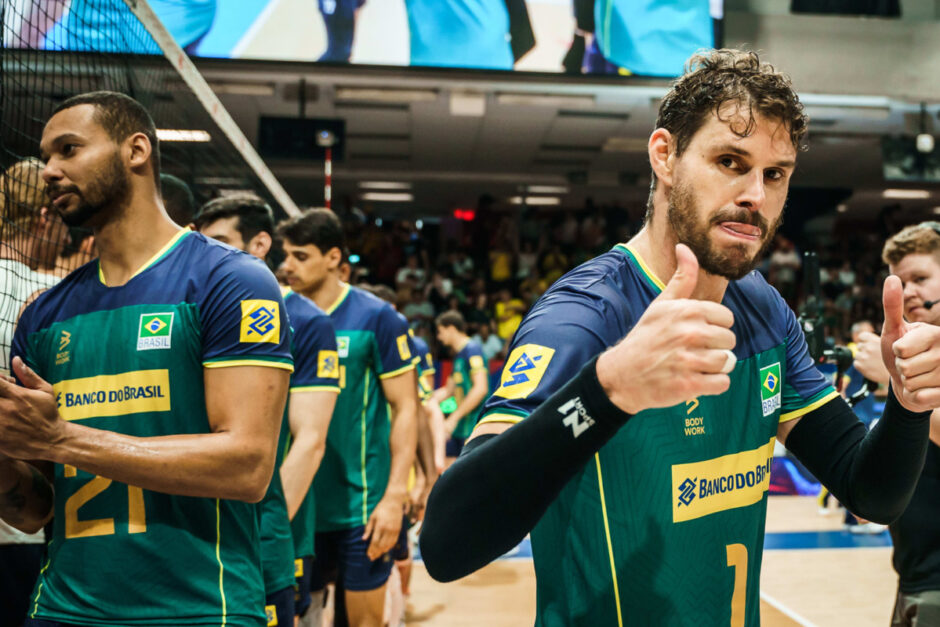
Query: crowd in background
0,157,903,371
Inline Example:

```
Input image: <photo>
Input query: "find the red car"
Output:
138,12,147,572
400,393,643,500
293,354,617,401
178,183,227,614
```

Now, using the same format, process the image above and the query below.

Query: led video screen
14,0,723,78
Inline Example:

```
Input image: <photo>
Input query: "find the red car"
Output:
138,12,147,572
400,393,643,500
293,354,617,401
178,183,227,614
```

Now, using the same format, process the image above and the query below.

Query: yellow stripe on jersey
622,244,666,292
291,385,341,394
215,499,227,626
779,389,840,424
476,413,526,427
378,362,416,380
203,359,294,372
595,453,624,627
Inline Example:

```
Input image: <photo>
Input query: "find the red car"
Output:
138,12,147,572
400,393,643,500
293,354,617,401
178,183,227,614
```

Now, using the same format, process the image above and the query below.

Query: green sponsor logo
759,362,781,417
138,313,173,350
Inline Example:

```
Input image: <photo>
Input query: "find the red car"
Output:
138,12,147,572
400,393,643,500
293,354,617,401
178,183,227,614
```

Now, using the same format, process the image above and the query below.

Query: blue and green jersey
479,244,837,627
313,284,415,531
12,230,294,626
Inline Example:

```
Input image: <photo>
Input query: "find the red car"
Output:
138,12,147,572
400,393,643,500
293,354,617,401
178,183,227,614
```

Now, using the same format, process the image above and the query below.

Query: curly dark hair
647,49,808,219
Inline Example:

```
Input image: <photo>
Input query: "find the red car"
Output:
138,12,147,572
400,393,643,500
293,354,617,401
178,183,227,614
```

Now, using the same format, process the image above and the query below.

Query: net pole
120,0,299,217
324,147,332,211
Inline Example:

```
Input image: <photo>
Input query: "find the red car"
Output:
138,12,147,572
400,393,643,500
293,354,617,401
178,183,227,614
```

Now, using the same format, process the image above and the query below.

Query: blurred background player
434,309,489,464
853,222,940,627
0,91,292,626
317,0,366,62
278,209,417,627
160,173,197,227
196,195,340,625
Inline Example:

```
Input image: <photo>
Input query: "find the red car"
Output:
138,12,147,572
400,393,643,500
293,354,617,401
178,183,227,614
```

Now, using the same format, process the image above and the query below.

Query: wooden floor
405,496,898,626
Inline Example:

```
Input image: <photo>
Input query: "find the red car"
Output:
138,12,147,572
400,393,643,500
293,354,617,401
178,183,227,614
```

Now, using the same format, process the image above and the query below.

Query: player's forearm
454,383,488,422
384,397,418,501
49,422,275,503
415,404,437,484
280,434,325,520
0,458,53,534
421,357,632,582
786,387,929,524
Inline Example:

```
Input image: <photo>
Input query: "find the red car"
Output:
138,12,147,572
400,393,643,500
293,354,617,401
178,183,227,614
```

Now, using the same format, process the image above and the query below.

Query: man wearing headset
854,221,940,627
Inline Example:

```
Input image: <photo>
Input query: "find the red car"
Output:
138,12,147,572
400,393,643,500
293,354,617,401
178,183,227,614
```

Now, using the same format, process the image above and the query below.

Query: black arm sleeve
419,356,631,582
785,386,930,524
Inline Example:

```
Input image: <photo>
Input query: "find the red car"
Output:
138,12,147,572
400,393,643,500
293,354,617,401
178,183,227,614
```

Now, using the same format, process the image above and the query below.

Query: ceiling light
157,129,211,142
883,189,931,199
361,192,413,202
526,185,569,194
510,196,561,206
837,204,848,213
933,206,940,215
496,93,595,108
335,87,437,103
358,181,411,190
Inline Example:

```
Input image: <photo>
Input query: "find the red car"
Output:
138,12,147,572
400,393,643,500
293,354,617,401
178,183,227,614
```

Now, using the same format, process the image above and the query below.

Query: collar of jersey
97,228,190,287
325,282,351,315
613,243,666,293
280,285,293,299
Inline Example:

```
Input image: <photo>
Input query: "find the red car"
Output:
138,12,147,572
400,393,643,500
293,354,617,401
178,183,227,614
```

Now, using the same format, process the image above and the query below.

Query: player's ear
125,132,153,175
248,231,272,259
648,128,675,187
327,246,342,270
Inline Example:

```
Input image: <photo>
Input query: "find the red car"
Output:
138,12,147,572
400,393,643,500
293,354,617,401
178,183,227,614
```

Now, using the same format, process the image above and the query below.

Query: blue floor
413,530,892,564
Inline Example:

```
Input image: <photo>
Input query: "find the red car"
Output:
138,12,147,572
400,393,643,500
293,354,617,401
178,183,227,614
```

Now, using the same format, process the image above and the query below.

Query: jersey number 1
726,543,747,627
63,465,146,539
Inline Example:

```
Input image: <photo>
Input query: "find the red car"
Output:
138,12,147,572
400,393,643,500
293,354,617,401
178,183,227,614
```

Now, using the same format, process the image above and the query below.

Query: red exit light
453,208,476,221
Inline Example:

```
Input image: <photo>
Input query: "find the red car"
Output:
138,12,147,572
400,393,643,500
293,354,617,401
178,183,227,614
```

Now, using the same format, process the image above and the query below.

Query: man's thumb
660,243,699,300
11,356,45,390
882,275,905,338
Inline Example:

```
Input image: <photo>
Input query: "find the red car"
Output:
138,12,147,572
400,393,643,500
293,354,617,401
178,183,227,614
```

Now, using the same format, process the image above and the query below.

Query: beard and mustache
45,150,130,228
667,177,782,281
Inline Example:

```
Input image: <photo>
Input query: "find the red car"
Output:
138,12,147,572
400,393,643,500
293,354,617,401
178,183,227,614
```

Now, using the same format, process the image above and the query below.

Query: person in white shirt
0,157,66,624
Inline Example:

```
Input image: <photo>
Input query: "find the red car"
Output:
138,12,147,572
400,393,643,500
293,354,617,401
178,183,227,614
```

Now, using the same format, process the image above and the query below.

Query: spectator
493,287,526,341
401,286,435,327
425,269,453,312
470,321,504,362
159,173,196,226
396,253,426,290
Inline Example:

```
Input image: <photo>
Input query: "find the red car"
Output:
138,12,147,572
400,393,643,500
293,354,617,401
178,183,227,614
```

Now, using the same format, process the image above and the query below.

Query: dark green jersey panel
314,285,414,531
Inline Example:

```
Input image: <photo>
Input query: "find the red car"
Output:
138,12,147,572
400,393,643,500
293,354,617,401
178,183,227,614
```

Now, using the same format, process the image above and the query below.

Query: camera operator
854,222,940,627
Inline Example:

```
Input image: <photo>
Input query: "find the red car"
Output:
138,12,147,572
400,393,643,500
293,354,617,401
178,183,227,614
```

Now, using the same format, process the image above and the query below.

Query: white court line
231,0,287,58
760,589,818,627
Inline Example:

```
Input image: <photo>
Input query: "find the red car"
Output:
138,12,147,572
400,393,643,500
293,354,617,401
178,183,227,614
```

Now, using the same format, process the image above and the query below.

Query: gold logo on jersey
684,398,705,436
56,330,72,365
397,334,411,362
265,604,278,626
239,300,280,344
494,344,555,400
469,354,485,371
671,437,775,523
318,350,339,379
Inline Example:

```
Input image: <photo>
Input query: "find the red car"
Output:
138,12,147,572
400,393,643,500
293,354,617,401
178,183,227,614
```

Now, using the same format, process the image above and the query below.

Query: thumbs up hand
882,275,940,412
597,244,737,415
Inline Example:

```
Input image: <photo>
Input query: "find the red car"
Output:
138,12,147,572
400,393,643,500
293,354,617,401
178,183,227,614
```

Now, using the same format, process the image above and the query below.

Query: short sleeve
199,253,294,372
291,312,340,393
778,303,838,423
466,342,487,374
373,305,415,380
10,302,38,380
478,289,614,427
